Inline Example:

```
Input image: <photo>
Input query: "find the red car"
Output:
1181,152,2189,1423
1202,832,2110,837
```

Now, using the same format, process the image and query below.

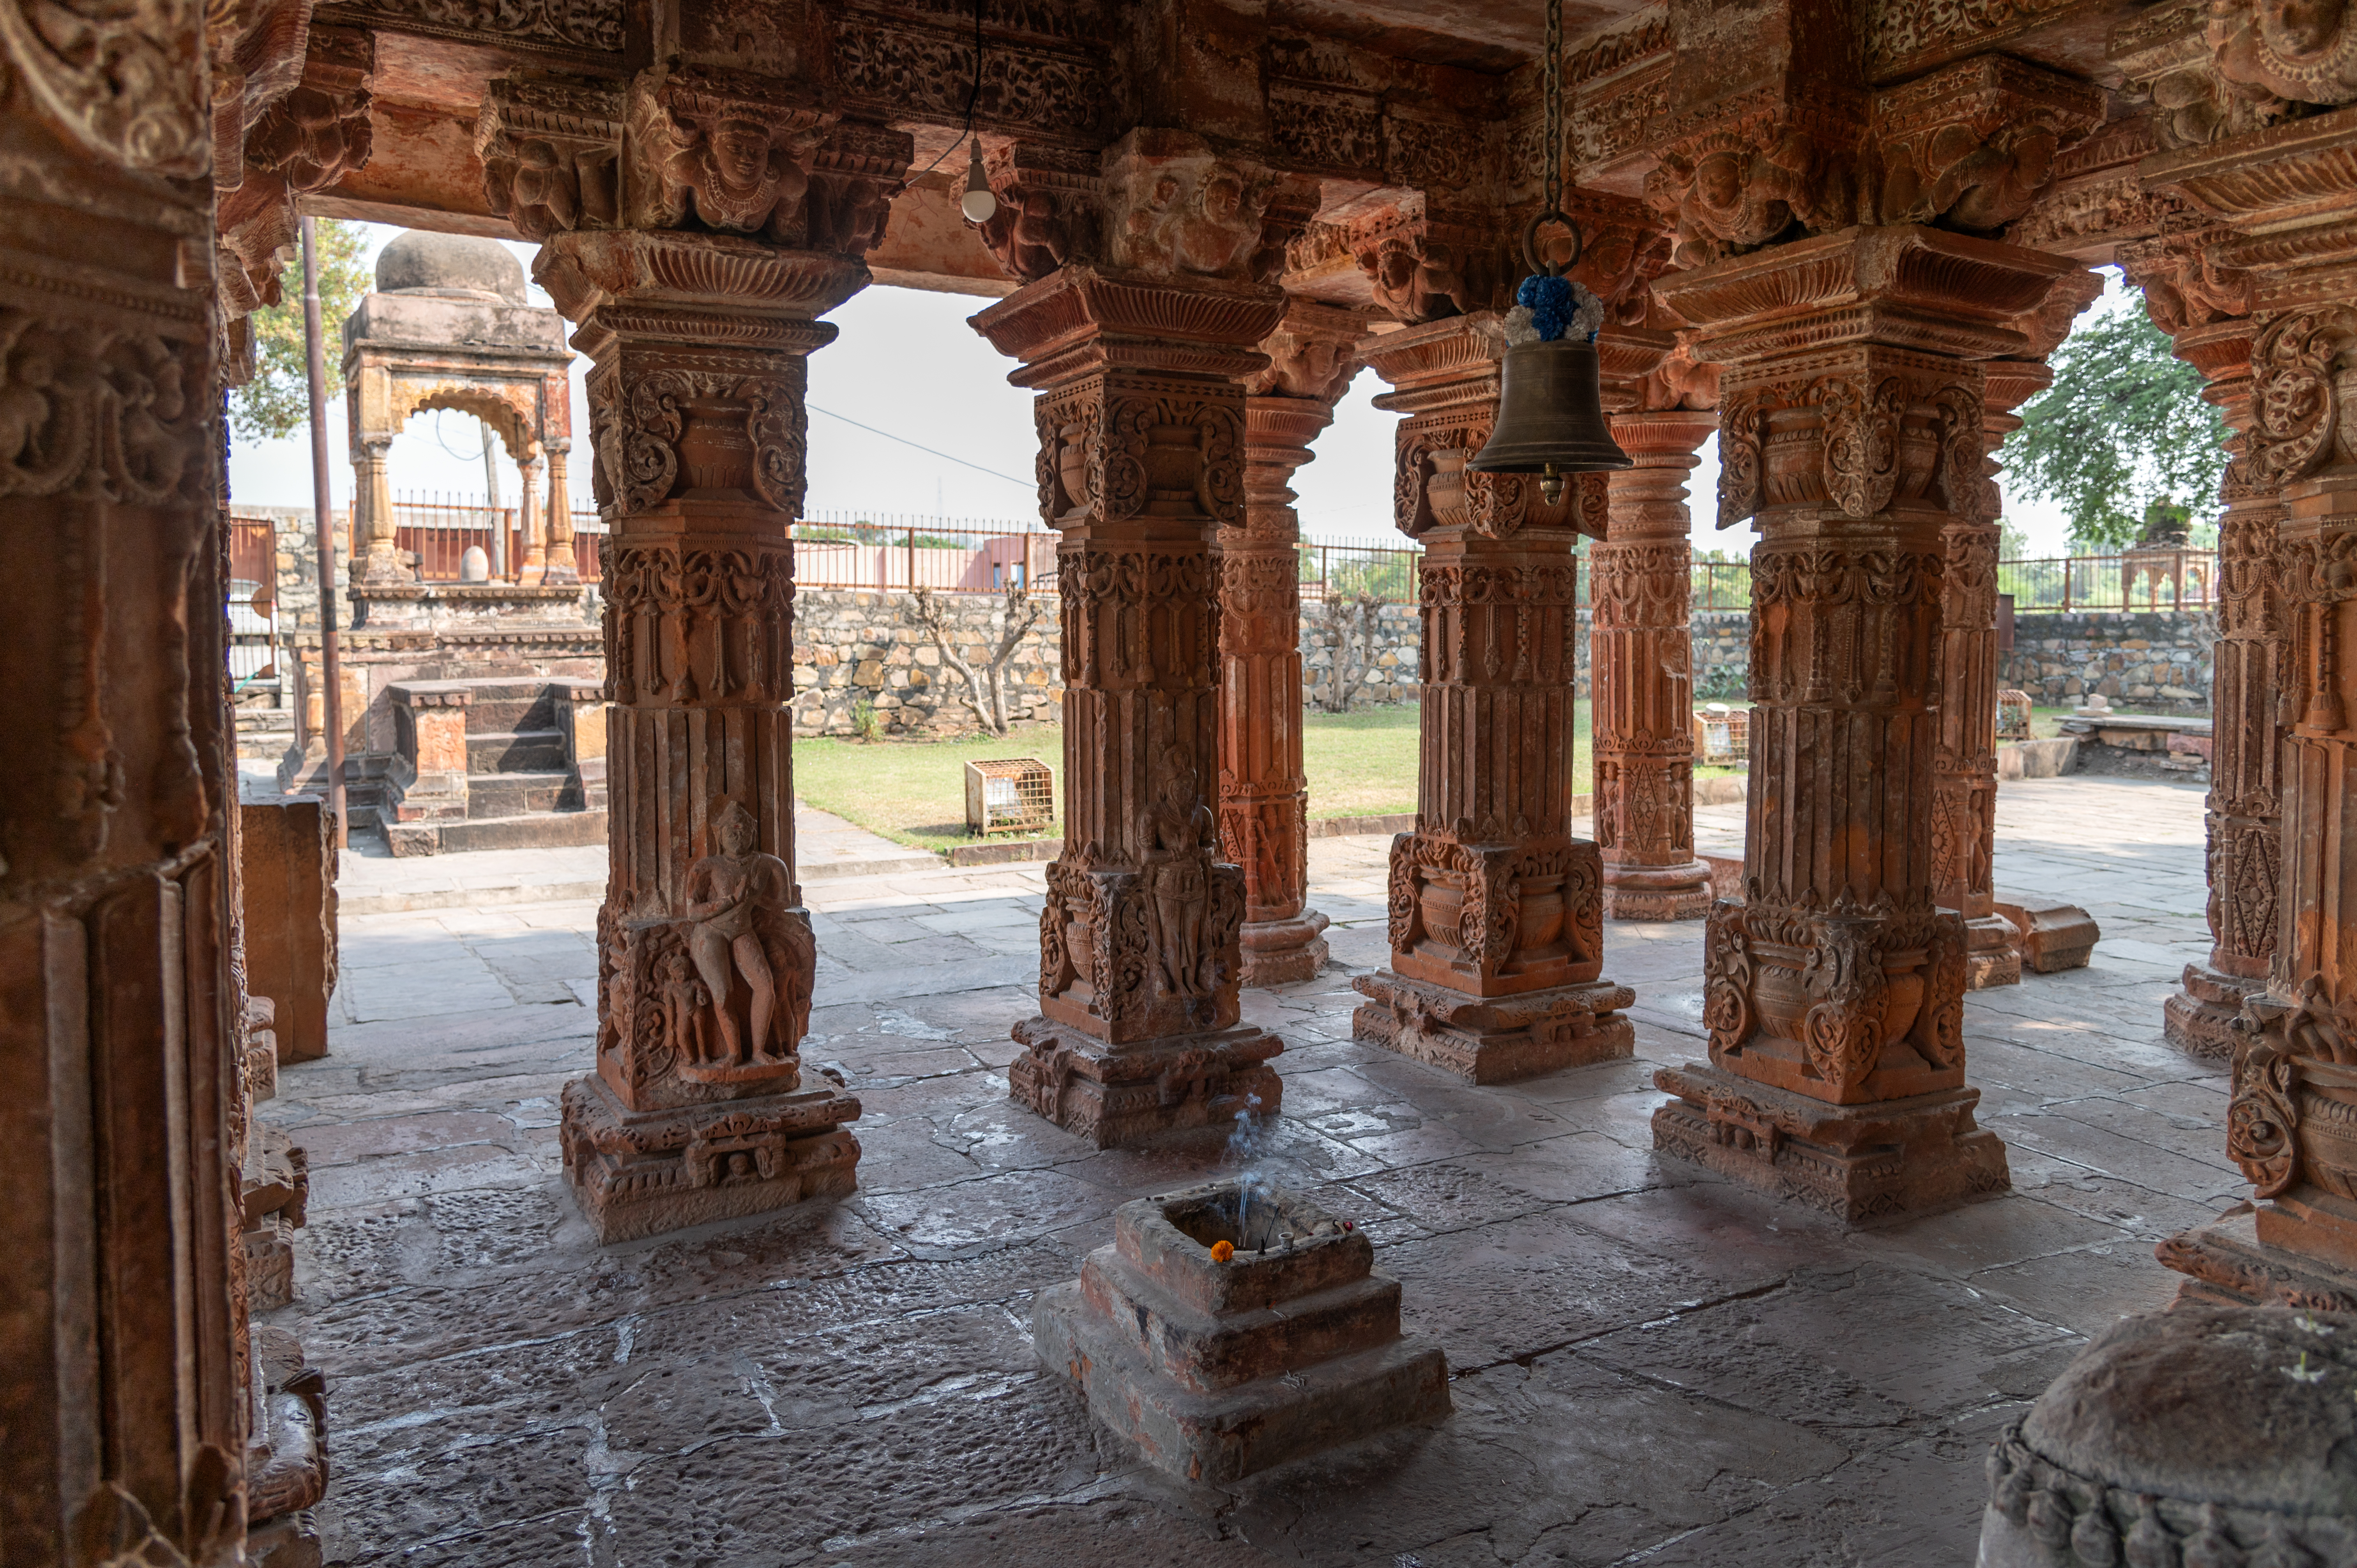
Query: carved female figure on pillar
684,799,793,1063
1146,752,1217,999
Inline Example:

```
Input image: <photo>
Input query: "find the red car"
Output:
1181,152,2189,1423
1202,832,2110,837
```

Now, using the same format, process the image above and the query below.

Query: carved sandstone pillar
543,438,580,585
1594,395,1719,922
538,228,869,1243
2146,106,2357,1308
351,432,402,585
1649,228,2080,1222
1348,314,1635,1083
1222,302,1364,985
519,452,547,578
2116,230,2281,1056
1,7,251,1554
1931,431,2019,991
970,267,1288,1146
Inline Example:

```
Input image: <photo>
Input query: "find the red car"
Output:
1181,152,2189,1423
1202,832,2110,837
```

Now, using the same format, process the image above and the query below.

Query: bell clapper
1541,464,1564,504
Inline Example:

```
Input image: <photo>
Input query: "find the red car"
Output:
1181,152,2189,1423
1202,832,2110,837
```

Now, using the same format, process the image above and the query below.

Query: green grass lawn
795,702,1746,853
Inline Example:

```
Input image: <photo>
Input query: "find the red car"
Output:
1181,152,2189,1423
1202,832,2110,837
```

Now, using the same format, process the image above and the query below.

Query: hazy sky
227,219,2099,556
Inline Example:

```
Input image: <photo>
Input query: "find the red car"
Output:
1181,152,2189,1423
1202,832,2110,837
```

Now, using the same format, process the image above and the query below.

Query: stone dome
374,230,527,303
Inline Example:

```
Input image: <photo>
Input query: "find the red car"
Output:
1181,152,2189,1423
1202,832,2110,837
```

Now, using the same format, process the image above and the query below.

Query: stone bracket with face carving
627,67,832,241
1643,101,1861,270
1867,55,2104,232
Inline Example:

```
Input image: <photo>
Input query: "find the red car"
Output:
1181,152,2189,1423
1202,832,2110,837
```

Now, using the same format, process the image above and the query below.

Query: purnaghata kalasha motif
1385,834,1604,984
2247,305,2357,489
586,360,809,516
1034,380,1245,529
601,544,796,707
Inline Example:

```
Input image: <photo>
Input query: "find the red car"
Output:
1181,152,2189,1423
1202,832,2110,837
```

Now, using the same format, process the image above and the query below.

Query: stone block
559,1073,863,1245
1034,1182,1450,1484
1651,1062,2010,1224
1992,900,2100,972
1352,969,1634,1084
1009,1019,1283,1148
239,798,338,1063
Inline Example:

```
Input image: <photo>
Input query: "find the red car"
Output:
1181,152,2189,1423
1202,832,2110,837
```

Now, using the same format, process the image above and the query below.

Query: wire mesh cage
964,758,1055,837
1996,689,2035,741
1693,705,1750,765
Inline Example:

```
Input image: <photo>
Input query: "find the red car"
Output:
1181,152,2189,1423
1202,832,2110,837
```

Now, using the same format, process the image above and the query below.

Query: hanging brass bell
1467,336,1630,503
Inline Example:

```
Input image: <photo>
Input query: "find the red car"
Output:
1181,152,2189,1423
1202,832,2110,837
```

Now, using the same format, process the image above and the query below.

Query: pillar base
1601,860,1715,922
1651,1062,2011,1224
2157,1190,2357,1312
2164,962,2262,1059
1350,969,1635,1084
1964,913,2023,991
558,1073,862,1245
1008,1018,1284,1149
1240,910,1330,987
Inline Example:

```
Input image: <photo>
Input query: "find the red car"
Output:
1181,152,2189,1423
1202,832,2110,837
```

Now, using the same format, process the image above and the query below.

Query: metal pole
301,216,348,849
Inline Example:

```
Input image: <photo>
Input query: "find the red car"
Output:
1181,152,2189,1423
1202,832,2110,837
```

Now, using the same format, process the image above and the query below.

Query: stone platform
260,775,2240,1566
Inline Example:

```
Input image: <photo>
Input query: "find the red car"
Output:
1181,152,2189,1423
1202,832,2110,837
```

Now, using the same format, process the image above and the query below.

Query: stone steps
384,806,606,856
467,728,569,774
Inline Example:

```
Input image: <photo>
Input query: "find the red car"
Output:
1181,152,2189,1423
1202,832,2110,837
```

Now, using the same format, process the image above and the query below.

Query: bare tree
1309,592,1383,713
911,580,1047,735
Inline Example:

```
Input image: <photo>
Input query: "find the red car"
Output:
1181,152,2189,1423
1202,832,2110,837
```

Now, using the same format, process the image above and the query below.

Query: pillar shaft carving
971,265,1290,1146
1650,226,2079,1222
2121,226,2283,1057
1347,314,1634,1084
2,0,251,1550
1223,301,1364,985
1595,386,1718,922
539,222,875,1242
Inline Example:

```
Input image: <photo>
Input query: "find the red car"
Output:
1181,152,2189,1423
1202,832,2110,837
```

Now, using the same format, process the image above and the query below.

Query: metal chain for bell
1509,0,1604,348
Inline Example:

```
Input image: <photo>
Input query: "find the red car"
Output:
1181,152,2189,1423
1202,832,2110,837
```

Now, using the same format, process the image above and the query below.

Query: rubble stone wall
1998,610,2216,713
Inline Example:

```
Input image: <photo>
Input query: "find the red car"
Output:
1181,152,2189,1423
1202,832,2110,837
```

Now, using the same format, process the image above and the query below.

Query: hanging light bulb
960,134,997,224
1466,0,1629,503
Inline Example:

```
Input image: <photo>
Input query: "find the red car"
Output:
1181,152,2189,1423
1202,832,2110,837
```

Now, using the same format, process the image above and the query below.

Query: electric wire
805,403,1033,488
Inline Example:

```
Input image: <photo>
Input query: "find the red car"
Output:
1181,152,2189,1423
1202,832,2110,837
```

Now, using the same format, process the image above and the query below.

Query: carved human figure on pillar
1349,309,1635,1084
969,132,1305,1148
1649,227,2080,1222
517,69,906,1243
1594,336,1718,921
686,799,795,1063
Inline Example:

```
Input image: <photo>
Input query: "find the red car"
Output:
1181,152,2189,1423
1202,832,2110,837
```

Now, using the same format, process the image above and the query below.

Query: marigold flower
1210,1240,1235,1263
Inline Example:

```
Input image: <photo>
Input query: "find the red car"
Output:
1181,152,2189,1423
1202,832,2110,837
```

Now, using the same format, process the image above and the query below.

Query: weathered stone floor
261,774,2231,1566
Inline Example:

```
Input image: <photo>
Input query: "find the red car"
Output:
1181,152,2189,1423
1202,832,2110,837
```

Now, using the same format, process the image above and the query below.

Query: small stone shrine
1035,1180,1450,1484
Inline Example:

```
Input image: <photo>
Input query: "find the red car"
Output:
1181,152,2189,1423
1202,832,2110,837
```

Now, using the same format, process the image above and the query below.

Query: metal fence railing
392,494,605,584
792,511,1055,594
1299,540,1421,603
226,517,278,689
1997,550,2216,613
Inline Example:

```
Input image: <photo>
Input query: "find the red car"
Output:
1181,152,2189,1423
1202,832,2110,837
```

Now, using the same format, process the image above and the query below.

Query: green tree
229,219,372,442
1999,293,2228,552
